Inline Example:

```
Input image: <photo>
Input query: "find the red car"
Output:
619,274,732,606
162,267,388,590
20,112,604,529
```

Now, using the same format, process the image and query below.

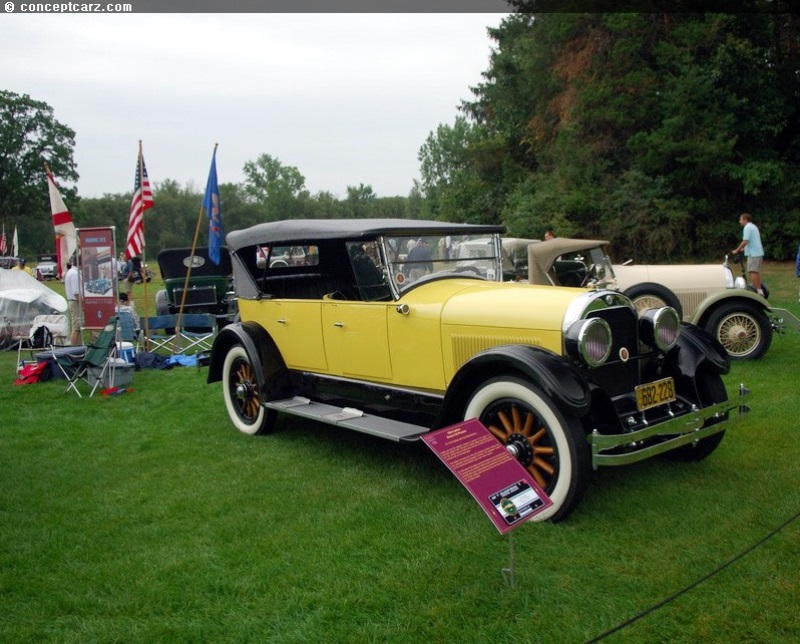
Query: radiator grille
174,286,218,306
678,291,707,318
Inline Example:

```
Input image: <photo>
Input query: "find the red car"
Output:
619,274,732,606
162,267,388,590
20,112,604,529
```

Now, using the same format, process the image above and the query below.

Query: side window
257,245,319,268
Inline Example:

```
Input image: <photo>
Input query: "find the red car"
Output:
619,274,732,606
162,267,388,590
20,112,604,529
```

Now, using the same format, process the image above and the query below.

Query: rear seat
261,273,352,300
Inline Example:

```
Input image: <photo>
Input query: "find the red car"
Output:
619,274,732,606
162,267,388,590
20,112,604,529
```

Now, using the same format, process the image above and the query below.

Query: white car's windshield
382,234,503,292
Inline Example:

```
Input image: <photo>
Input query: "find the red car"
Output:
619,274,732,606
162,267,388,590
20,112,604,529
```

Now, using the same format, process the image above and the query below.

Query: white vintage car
506,237,779,360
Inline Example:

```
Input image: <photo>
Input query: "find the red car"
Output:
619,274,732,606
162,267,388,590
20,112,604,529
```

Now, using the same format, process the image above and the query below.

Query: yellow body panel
238,279,586,392
238,299,327,371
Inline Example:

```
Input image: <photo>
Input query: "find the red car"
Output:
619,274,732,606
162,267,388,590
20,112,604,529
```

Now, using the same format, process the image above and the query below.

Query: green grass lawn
1,263,799,642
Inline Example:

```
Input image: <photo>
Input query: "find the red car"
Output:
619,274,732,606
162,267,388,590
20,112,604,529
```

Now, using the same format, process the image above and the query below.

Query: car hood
613,263,729,292
433,280,589,332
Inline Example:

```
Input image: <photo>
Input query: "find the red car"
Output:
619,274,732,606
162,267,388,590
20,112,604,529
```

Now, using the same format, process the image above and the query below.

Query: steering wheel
579,264,597,287
453,265,482,276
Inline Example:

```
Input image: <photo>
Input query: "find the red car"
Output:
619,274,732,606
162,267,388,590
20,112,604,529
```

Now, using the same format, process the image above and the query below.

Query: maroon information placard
422,419,552,534
78,227,117,329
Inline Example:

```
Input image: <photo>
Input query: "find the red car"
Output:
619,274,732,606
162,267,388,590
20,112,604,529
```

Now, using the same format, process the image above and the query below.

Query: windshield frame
379,233,504,295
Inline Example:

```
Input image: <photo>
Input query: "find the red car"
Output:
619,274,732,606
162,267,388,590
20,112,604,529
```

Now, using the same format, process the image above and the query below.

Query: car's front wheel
704,301,772,360
222,345,277,435
464,377,590,522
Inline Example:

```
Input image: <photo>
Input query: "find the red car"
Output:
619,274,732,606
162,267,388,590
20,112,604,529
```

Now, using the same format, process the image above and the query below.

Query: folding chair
15,314,68,372
141,315,177,354
55,316,118,398
116,309,141,352
176,313,217,354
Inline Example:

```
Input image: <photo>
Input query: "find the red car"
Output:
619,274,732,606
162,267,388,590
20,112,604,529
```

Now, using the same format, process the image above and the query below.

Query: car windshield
381,234,503,293
550,246,615,288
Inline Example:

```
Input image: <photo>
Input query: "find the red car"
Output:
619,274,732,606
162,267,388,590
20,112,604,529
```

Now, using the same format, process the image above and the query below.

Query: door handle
333,321,344,328
277,318,287,324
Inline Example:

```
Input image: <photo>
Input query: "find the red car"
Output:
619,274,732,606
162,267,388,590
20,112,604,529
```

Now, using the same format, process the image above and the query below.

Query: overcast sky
3,13,507,200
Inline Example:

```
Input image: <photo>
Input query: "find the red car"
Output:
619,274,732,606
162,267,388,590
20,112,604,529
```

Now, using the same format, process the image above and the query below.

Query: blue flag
203,150,223,264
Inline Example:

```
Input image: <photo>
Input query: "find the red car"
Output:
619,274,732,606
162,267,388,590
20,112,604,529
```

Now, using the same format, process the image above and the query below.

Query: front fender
435,344,592,428
207,321,290,401
668,322,730,381
689,289,770,327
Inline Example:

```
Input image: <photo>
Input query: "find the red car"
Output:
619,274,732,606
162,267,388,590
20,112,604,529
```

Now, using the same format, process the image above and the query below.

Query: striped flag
0,224,6,255
125,147,154,260
45,166,78,278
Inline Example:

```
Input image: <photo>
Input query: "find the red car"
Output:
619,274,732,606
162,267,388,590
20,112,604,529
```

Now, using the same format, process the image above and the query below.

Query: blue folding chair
176,313,217,354
141,315,177,354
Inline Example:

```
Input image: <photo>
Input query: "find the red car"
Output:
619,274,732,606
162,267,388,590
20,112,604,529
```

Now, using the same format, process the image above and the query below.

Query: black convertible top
226,219,506,254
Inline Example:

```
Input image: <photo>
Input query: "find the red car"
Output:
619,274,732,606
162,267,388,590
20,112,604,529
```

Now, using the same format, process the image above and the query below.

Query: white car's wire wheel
464,377,590,522
623,282,683,319
222,345,276,435
705,301,772,360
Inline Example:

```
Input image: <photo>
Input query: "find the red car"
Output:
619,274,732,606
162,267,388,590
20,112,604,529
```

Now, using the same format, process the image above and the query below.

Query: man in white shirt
64,258,82,345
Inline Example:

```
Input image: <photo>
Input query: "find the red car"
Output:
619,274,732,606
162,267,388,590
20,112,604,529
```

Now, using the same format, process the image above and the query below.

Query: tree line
3,10,800,263
419,10,800,261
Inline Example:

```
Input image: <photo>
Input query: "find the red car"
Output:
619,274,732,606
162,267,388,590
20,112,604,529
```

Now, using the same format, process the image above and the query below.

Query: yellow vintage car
207,219,750,522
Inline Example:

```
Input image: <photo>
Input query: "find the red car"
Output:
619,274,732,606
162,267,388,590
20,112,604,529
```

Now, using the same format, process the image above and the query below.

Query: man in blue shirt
732,212,765,296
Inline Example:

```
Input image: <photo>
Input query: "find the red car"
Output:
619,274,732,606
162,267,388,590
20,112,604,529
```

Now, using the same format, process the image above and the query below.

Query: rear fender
207,322,290,400
436,344,592,428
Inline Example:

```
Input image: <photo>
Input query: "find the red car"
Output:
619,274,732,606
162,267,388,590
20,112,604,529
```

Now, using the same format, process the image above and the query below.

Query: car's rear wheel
464,377,590,522
222,345,276,435
623,282,683,319
704,301,772,360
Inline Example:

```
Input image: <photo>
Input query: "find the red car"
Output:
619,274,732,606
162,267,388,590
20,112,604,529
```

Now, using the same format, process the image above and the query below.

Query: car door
257,300,328,371
321,301,392,380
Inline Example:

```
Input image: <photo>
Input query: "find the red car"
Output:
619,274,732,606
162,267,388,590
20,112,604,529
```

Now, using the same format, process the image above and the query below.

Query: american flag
0,224,6,255
125,148,154,259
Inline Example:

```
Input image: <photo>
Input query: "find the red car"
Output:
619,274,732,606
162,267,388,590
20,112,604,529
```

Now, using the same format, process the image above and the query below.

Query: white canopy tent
0,268,67,349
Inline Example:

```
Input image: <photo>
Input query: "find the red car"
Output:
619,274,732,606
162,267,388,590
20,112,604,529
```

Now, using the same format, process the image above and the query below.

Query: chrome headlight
566,317,613,367
734,276,747,290
639,306,680,352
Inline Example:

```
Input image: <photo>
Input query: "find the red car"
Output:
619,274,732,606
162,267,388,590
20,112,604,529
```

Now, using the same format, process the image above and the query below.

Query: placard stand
421,419,554,590
501,533,516,588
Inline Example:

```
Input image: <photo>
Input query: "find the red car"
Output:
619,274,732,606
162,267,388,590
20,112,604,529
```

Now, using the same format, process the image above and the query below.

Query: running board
264,396,429,442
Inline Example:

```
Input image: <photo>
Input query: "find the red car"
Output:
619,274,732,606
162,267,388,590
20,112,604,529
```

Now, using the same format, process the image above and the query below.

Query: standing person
406,238,433,280
544,230,556,241
122,255,142,296
65,257,83,345
12,258,34,276
795,242,800,301
731,212,765,296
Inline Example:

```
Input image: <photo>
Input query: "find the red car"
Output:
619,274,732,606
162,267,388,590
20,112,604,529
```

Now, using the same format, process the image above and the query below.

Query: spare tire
623,282,683,319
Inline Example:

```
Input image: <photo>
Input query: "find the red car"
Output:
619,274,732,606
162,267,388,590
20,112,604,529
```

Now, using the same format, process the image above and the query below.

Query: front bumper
588,384,750,468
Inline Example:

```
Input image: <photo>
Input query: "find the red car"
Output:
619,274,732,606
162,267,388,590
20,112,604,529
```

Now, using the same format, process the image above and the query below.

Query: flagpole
173,143,218,353
137,141,152,349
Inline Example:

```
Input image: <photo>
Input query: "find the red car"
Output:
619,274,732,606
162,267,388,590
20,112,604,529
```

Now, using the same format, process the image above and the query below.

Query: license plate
635,377,676,411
